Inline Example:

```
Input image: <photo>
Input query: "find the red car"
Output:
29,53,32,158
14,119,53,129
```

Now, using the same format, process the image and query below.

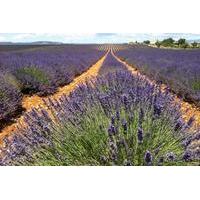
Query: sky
0,33,200,43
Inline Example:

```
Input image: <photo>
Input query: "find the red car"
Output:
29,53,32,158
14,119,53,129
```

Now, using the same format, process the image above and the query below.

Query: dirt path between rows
0,52,108,142
111,49,200,131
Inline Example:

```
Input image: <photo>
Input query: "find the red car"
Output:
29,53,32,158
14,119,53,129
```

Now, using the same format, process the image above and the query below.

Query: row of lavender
0,45,105,123
99,52,127,75
1,71,199,165
115,45,200,106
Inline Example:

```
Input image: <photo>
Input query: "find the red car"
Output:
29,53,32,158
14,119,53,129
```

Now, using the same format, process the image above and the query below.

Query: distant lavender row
0,45,105,121
99,52,127,75
115,45,200,106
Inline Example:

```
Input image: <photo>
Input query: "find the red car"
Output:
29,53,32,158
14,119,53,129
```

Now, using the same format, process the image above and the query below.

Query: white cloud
12,33,35,40
62,33,96,43
0,35,6,41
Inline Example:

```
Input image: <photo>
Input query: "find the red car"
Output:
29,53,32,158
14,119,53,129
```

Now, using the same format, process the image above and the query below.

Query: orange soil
112,50,200,130
0,52,108,141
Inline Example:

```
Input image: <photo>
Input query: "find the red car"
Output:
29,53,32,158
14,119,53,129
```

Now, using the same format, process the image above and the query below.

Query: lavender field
0,44,199,166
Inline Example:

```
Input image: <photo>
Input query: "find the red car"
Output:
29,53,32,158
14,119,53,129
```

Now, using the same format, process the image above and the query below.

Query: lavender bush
1,71,199,166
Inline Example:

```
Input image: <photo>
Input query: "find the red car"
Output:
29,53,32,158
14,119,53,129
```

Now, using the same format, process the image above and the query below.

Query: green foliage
0,74,20,100
191,79,200,91
16,67,49,85
13,67,51,94
143,40,150,45
155,40,161,48
191,41,198,48
0,89,5,99
154,38,197,49
177,38,188,48
161,38,175,47
4,73,21,89
177,38,186,45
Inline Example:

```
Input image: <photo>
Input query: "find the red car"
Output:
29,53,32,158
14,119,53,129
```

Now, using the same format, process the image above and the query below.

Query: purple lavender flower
158,157,164,166
116,110,120,121
137,127,144,143
111,116,115,125
183,151,192,162
144,150,153,165
187,116,195,128
166,152,176,161
108,124,116,136
174,119,184,131
139,108,144,126
121,119,128,133
153,104,162,117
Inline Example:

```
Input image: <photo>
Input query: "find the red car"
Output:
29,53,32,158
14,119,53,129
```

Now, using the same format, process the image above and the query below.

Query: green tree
191,41,198,48
155,40,161,48
143,40,150,45
161,38,175,47
177,38,187,46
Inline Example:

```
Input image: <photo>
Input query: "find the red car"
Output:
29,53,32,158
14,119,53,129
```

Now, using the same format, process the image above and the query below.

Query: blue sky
0,33,200,43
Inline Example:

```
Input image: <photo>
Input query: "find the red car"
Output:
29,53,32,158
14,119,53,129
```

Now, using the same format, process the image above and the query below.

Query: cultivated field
0,44,199,166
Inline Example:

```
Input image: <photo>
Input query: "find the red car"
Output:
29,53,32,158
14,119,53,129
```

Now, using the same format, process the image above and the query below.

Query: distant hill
0,41,63,45
30,41,63,45
0,42,14,45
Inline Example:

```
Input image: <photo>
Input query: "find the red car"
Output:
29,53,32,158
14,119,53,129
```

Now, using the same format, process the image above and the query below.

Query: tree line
142,38,199,49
